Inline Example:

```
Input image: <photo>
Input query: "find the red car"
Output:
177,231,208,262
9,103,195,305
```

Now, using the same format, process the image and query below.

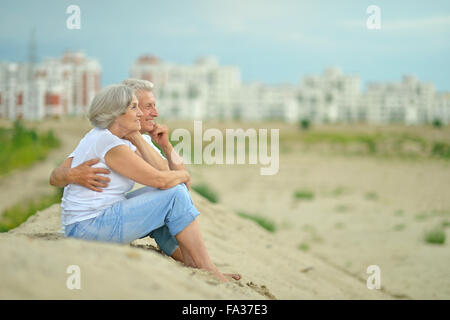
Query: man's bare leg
175,219,228,282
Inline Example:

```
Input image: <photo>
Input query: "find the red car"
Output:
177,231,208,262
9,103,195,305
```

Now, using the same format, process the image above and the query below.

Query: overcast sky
1,0,449,91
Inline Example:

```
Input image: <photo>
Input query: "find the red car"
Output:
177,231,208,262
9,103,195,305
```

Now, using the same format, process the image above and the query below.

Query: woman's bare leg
171,246,196,267
175,219,228,282
171,247,241,280
170,247,185,263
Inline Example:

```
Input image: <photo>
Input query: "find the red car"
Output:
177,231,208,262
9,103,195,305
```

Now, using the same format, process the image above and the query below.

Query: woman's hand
123,131,142,146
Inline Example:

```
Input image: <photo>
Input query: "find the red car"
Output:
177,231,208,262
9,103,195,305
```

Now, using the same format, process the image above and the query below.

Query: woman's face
115,95,143,133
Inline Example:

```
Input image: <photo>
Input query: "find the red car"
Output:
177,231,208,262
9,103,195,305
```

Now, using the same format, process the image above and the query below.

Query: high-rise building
296,67,362,123
0,51,101,120
363,75,437,124
130,57,450,125
130,55,242,120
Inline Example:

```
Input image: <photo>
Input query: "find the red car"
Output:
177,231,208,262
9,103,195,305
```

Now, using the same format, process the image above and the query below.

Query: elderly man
50,79,196,268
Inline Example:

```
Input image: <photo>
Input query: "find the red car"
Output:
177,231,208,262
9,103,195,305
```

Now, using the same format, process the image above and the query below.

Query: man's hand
184,172,191,191
70,158,110,192
148,123,170,148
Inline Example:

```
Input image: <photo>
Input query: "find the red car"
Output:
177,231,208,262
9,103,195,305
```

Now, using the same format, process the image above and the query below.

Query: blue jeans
64,184,200,256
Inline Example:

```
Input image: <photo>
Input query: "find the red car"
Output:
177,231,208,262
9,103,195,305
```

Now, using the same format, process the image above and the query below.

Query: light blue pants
64,184,200,256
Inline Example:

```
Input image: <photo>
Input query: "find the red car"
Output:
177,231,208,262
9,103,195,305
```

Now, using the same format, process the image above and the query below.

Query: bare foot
224,273,241,280
213,270,229,282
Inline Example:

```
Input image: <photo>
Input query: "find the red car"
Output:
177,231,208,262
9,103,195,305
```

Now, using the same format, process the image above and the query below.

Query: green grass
365,191,379,201
191,183,219,203
431,142,450,159
300,131,380,153
0,121,60,176
293,190,315,200
334,222,345,229
285,129,450,160
415,213,428,221
301,224,316,232
331,186,346,197
335,204,351,213
424,227,446,245
393,224,406,231
297,242,310,251
0,188,63,232
237,211,276,233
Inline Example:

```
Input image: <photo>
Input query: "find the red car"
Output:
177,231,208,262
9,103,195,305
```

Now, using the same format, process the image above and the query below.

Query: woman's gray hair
121,78,154,93
88,84,135,129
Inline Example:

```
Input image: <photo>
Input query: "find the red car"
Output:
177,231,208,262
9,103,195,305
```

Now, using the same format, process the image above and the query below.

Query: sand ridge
0,189,389,299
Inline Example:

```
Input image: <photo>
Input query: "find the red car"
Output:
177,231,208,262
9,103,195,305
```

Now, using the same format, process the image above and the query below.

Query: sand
188,152,450,299
1,118,448,299
0,189,388,299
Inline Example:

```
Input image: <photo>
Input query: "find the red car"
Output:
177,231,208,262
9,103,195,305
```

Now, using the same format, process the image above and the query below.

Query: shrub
424,227,446,245
432,119,443,128
294,190,315,200
298,119,311,130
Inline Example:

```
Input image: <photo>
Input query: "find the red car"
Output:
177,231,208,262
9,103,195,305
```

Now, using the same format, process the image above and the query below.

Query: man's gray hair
121,78,154,93
88,84,135,129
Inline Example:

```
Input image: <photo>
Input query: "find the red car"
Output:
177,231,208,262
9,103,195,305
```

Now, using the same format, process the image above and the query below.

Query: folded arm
129,133,170,171
105,145,190,190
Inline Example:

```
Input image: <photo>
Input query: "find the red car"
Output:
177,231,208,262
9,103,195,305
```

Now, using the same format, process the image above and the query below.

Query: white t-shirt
61,128,137,229
60,130,168,232
141,134,167,160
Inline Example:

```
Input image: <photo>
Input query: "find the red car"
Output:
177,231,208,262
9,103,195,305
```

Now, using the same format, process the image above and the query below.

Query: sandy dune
2,118,447,299
0,188,388,299
188,153,450,299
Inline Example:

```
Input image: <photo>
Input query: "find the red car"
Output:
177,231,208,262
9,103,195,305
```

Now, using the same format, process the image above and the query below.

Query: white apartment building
0,51,101,121
294,70,449,125
130,55,241,120
296,67,362,123
131,55,300,122
3,52,447,125
433,92,450,125
131,57,450,124
363,75,437,124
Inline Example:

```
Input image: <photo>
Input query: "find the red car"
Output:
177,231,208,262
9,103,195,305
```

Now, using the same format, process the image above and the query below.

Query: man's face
136,90,158,133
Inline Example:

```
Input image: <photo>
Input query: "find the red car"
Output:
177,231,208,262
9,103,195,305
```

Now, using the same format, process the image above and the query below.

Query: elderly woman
60,84,230,282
